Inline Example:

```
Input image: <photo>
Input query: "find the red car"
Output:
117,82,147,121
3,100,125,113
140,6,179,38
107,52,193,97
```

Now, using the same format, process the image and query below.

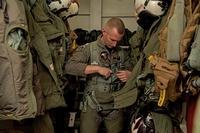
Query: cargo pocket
6,28,28,51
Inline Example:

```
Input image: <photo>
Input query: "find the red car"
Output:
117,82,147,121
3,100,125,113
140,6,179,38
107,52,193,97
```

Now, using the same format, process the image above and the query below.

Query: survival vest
84,41,127,111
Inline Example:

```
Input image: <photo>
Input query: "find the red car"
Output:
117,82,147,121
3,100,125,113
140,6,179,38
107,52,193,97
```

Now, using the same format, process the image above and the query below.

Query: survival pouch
148,54,180,107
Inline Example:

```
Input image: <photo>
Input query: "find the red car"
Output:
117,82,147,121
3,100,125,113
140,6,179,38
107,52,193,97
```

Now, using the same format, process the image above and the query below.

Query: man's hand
84,65,112,78
116,70,131,82
97,67,112,78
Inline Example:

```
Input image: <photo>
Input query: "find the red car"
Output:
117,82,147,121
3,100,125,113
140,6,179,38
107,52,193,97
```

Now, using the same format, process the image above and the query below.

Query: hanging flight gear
148,54,180,106
0,0,37,120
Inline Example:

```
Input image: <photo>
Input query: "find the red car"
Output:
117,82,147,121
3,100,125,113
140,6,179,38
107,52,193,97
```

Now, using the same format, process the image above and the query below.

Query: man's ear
102,28,105,33
101,28,107,36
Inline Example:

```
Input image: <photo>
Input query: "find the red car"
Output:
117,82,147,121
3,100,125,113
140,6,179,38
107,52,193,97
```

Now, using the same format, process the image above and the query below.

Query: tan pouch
148,54,180,106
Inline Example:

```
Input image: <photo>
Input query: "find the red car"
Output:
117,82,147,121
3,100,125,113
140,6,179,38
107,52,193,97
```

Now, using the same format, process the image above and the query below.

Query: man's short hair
105,17,125,35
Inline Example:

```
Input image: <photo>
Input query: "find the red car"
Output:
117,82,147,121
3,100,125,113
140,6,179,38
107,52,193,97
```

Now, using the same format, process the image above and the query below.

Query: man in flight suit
65,17,132,133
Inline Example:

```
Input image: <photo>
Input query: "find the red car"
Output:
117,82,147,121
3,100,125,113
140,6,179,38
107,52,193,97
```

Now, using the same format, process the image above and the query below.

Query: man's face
102,28,124,48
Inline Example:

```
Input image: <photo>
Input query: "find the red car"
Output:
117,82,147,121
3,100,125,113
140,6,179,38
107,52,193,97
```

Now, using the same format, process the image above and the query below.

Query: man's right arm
84,65,112,78
65,44,112,78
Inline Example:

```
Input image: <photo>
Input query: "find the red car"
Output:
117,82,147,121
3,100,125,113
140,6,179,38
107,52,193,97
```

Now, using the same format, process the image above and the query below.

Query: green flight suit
113,15,181,133
65,37,132,133
23,0,68,132
129,27,146,65
24,0,67,110
0,0,37,121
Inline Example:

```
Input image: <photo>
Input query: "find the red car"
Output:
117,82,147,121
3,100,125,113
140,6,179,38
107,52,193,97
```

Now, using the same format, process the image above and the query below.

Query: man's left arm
116,70,131,82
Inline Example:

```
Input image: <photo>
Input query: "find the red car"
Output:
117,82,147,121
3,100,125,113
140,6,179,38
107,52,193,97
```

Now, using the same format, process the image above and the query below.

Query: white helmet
67,2,79,17
49,0,71,12
134,0,169,16
131,114,155,133
48,0,79,19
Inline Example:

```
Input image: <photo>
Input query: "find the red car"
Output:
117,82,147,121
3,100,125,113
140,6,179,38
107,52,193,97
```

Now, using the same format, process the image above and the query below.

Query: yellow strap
68,39,78,54
148,55,154,62
158,89,166,107
148,54,166,107
72,40,78,49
